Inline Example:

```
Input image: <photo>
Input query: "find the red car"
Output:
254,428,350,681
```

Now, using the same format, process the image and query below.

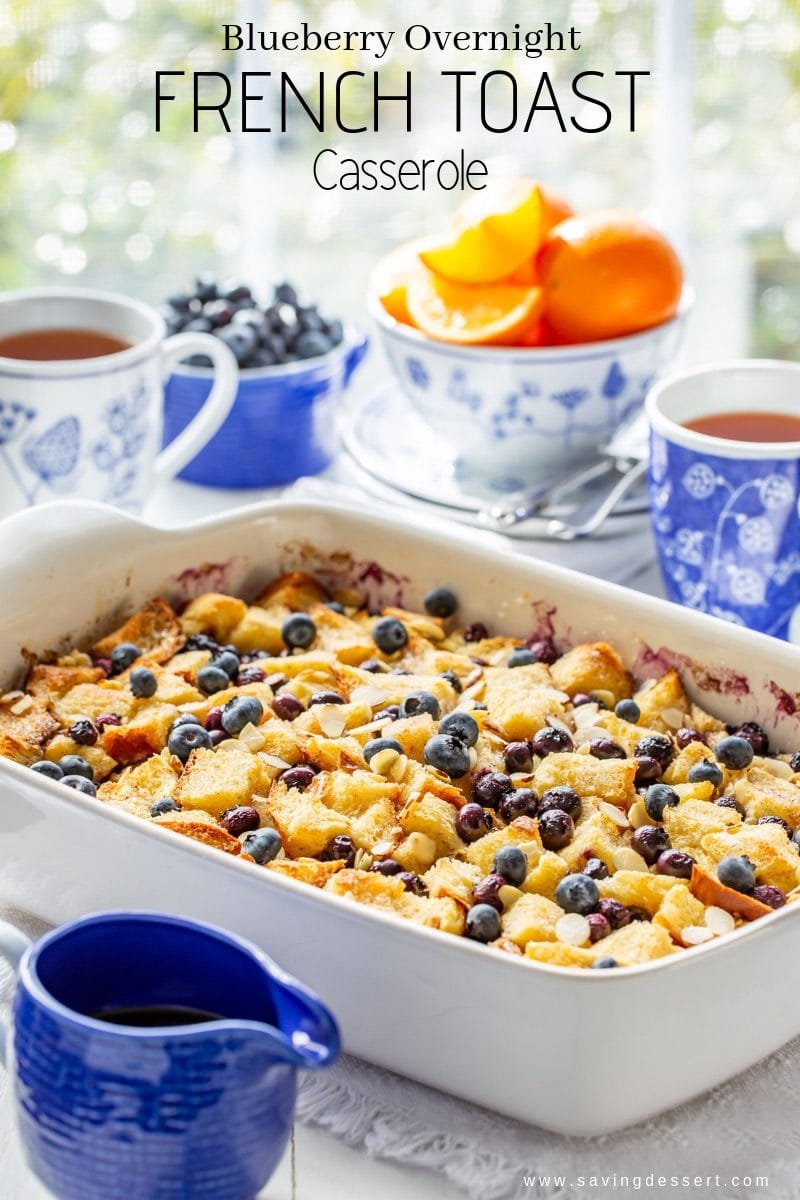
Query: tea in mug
0,327,131,361
684,410,800,443
89,1004,224,1027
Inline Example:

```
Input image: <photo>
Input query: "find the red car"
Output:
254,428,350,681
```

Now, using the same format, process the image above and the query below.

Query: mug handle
0,920,31,1065
154,332,239,482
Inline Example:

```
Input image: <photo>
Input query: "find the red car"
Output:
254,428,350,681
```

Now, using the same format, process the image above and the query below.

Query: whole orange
538,210,683,343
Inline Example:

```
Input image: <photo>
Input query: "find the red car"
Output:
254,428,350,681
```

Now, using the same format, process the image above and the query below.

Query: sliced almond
315,705,348,738
347,719,387,737
371,839,397,857
258,752,293,771
612,847,649,872
757,757,795,780
681,925,714,946
627,798,651,829
370,748,400,776
350,684,389,708
238,722,266,751
389,753,408,783
704,906,735,935
10,696,33,715
555,913,591,946
660,707,686,730
598,801,629,829
0,690,24,707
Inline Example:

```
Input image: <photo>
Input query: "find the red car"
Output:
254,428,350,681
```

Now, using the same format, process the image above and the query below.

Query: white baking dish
1,498,799,1137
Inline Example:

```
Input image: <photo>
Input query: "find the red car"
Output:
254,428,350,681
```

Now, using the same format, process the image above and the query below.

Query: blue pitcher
0,911,340,1200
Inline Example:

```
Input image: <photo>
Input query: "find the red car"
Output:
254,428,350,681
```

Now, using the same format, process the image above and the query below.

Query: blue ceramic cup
646,360,800,641
0,911,340,1200
163,326,368,488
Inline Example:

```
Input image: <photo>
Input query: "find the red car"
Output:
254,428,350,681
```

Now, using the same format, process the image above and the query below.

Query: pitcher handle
0,920,31,1066
272,976,341,1070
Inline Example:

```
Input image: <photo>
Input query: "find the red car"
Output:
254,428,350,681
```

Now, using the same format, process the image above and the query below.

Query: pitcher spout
264,972,341,1071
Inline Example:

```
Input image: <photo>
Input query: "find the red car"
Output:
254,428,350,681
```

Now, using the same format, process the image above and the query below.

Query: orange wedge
369,238,431,325
406,269,545,346
419,178,546,285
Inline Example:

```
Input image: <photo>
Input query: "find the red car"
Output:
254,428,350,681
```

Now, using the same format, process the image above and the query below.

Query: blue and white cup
646,360,800,641
0,287,238,519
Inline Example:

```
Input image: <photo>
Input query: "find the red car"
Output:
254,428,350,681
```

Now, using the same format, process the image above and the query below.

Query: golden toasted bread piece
522,850,568,902
550,641,632,706
180,593,248,642
265,778,350,857
525,942,596,967
93,598,183,664
483,663,566,740
157,818,243,855
101,703,178,765
597,870,674,916
44,734,117,781
0,695,59,759
733,767,800,829
174,744,269,818
268,857,345,887
689,863,773,920
534,753,637,810
26,662,104,699
633,670,690,733
700,824,800,893
502,893,563,946
652,883,708,943
593,921,676,965
255,571,330,610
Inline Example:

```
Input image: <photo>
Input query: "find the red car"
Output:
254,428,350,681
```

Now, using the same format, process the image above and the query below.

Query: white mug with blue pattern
0,287,238,519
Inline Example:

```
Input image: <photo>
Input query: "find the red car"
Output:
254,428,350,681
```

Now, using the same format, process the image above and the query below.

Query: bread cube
98,749,181,816
662,740,716,786
700,824,800,892
525,942,596,968
633,670,690,732
255,571,330,610
53,683,135,724
597,870,674,915
550,641,632,706
0,695,59,755
181,592,248,642
174,744,268,818
398,892,464,935
522,851,568,901
733,767,800,828
483,663,566,739
558,810,624,873
319,769,400,818
663,797,740,855
305,604,376,666
93,597,183,664
423,857,481,907
350,798,401,850
229,606,286,655
268,858,345,888
265,779,350,857
399,792,463,856
501,893,563,946
594,921,676,965
101,703,178,764
652,883,707,942
534,753,637,810
463,819,541,876
26,662,103,699
45,734,117,781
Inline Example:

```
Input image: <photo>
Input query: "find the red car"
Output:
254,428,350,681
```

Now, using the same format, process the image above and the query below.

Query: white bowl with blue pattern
369,290,691,482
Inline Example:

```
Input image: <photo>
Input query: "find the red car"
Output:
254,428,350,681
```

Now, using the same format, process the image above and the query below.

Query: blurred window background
0,0,798,362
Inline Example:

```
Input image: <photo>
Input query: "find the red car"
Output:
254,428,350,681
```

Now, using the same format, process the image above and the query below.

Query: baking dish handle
0,921,31,1065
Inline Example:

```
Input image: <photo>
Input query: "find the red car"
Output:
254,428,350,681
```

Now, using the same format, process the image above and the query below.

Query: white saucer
341,384,650,540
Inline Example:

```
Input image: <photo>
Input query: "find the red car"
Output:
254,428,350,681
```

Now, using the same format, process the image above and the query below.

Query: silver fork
478,413,650,540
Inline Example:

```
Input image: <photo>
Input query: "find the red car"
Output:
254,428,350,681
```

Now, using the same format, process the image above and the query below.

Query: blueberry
62,775,97,796
150,796,180,817
675,727,706,749
297,304,324,331
752,884,786,909
237,666,266,686
794,828,800,849
532,726,573,756
183,318,213,336
577,914,607,947
274,281,298,305
716,794,745,815
31,760,63,781
220,804,260,836
614,699,640,723
272,694,304,721
572,693,594,707
167,291,193,312
370,859,404,876
203,298,236,326
456,802,492,843
463,622,488,643
538,808,574,850
439,711,479,747
68,719,98,746
372,617,408,654
212,650,240,679
222,695,264,735
321,835,356,867
526,638,558,665
731,721,769,755
555,873,599,915
172,712,205,730
197,664,231,695
791,752,800,773
400,872,427,896
591,957,619,969
503,741,533,774
465,903,501,943
583,857,609,880
59,754,93,780
588,737,626,760
687,760,724,788
630,825,670,866
715,736,754,771
95,713,122,732
498,788,539,823
493,845,527,886
217,323,259,365
473,873,506,911
110,642,141,674
424,734,471,778
439,669,462,694
717,854,756,893
423,587,458,618
194,273,218,302
472,771,514,809
634,755,662,785
167,722,212,762
326,319,344,346
399,691,440,720
508,648,537,668
281,614,317,650
656,849,694,878
634,734,674,770
281,765,317,791
325,600,346,615
129,666,157,699
208,729,228,748
183,633,221,654
597,898,631,929
364,737,403,763
757,814,793,837
644,783,680,822
538,785,581,819
243,827,283,865
222,282,253,304
294,331,332,359
308,690,345,706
